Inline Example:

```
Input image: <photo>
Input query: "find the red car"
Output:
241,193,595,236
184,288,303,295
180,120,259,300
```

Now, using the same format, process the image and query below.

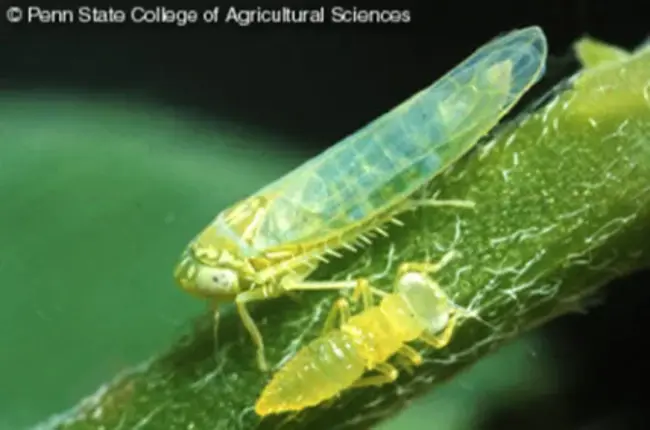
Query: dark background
2,0,647,149
1,1,649,429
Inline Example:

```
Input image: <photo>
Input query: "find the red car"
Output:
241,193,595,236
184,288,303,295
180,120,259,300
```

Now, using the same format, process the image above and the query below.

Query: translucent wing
217,26,548,255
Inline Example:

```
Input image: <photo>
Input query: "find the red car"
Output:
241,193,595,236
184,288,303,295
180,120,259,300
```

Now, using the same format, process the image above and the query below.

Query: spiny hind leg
420,311,459,349
351,362,399,388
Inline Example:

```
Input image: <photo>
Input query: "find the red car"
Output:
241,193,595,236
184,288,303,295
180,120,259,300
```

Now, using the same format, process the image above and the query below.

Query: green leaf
37,43,650,430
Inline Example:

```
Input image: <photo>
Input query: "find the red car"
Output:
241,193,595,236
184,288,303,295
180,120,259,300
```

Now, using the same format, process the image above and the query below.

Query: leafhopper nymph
255,252,466,415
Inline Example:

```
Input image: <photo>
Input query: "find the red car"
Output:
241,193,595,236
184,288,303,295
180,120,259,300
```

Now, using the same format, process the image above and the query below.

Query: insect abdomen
255,333,366,415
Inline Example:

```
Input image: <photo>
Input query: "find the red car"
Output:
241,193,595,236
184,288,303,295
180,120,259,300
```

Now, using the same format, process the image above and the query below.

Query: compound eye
211,269,237,288
194,267,239,295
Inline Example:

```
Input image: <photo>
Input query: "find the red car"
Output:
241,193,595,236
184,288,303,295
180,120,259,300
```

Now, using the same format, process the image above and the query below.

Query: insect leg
349,278,374,310
419,311,459,349
396,250,457,279
397,345,423,365
318,278,378,336
350,362,399,388
321,298,350,336
234,288,276,372
281,276,378,310
209,301,221,356
410,198,476,209
280,277,359,292
394,344,423,374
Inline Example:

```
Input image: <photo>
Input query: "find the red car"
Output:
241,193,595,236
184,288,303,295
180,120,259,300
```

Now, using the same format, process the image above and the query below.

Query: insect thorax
377,294,428,341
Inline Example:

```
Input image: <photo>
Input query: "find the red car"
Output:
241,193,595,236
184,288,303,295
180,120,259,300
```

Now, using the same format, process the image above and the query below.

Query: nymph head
397,270,454,335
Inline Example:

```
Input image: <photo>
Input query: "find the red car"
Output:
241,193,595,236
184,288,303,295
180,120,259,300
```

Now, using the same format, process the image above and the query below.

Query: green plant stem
38,44,650,430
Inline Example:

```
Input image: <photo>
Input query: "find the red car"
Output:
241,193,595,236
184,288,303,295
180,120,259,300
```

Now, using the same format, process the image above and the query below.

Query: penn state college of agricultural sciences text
6,6,412,26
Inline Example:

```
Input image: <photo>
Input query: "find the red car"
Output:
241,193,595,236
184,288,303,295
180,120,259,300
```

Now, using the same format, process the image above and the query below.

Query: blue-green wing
222,26,548,254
